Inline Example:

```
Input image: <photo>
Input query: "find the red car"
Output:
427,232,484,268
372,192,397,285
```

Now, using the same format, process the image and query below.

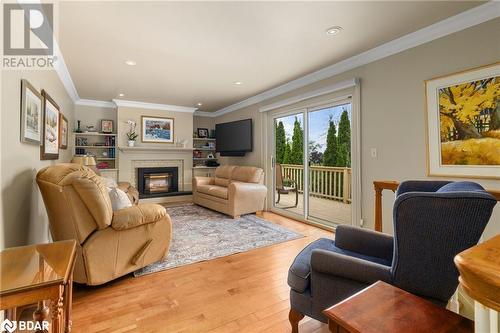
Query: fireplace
137,167,179,198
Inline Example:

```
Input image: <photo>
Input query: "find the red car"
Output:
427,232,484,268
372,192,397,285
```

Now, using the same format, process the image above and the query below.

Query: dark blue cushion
436,181,485,193
287,238,391,293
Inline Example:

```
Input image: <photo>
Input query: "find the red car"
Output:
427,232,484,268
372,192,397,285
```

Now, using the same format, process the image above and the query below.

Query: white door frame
264,88,362,228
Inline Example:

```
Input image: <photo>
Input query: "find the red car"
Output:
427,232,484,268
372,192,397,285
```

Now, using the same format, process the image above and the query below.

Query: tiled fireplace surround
118,149,193,197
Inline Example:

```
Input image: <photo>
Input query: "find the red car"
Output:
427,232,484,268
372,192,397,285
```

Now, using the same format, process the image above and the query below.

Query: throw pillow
108,187,132,211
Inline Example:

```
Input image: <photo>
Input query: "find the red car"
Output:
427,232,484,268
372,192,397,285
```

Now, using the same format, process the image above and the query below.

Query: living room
1,1,499,333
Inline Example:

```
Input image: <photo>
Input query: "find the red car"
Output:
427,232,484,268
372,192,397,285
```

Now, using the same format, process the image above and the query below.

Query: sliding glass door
271,101,353,228
272,111,305,218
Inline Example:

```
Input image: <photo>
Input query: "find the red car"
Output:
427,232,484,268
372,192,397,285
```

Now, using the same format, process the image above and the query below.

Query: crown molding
112,99,198,113
75,99,116,108
213,1,500,116
194,110,217,117
259,79,357,112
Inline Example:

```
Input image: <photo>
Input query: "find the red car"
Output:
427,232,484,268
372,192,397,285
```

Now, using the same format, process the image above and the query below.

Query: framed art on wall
59,113,68,149
20,79,43,144
197,128,208,138
425,62,499,179
141,116,174,143
101,119,113,133
40,90,60,160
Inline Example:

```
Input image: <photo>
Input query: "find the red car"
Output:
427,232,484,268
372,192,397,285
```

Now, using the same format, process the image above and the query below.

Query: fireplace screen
137,167,179,198
144,173,172,194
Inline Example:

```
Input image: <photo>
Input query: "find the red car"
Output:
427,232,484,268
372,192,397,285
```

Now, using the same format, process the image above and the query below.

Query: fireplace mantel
119,146,194,153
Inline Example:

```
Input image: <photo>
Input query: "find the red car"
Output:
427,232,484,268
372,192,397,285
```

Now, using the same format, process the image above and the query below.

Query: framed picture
59,113,68,149
141,116,174,143
40,90,60,160
425,62,499,179
197,128,208,138
20,79,43,144
101,119,113,133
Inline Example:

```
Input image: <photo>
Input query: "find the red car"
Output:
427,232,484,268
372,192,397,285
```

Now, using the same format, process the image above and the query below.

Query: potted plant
126,120,138,147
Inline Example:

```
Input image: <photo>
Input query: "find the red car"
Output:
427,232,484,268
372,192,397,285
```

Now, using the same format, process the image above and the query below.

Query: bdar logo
0,319,17,333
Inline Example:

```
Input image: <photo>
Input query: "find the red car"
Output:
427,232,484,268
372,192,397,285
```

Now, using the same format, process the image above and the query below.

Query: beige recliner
36,163,172,285
193,165,267,218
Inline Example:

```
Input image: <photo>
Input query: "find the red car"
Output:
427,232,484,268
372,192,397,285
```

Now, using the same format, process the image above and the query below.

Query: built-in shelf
74,132,116,136
194,148,216,151
192,166,217,169
193,157,218,160
193,138,216,141
95,157,116,160
119,146,194,153
75,146,116,149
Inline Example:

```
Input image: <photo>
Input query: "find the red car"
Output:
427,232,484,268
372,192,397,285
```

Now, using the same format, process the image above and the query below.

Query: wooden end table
323,281,473,333
0,240,77,333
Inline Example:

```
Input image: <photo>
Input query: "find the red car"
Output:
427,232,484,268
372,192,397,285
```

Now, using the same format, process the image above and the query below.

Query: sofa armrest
117,182,139,205
335,225,394,262
228,182,267,215
311,249,392,285
193,176,213,191
111,204,169,230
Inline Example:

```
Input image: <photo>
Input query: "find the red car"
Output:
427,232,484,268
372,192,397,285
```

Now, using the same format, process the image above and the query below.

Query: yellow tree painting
439,76,500,165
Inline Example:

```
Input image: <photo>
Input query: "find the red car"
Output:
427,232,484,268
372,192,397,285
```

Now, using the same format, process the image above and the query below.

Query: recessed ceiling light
326,26,343,36
197,102,203,106
118,93,125,97
125,60,136,66
234,81,243,85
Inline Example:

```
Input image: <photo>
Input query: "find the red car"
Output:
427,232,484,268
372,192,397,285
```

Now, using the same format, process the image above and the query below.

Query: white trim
194,110,217,117
53,41,79,102
75,99,116,109
112,99,198,113
212,2,499,116
259,79,356,112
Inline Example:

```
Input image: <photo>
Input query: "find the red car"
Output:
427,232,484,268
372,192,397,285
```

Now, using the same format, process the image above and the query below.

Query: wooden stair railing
373,180,500,232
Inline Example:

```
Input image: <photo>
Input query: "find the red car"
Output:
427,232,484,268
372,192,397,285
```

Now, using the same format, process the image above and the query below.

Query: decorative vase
128,140,135,147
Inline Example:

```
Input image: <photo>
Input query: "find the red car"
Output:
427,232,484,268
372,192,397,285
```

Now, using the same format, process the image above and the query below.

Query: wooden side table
455,234,500,333
0,240,77,333
323,281,473,333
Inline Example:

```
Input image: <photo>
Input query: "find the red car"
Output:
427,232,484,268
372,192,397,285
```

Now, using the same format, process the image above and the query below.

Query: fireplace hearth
137,167,179,198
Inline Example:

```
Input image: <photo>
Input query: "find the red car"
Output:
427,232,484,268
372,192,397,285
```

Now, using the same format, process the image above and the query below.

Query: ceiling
58,1,484,112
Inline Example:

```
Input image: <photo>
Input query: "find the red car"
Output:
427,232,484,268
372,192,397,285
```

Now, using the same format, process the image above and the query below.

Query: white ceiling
58,1,484,112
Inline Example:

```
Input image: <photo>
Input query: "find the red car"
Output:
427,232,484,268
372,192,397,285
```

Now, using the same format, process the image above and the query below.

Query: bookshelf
193,136,218,177
73,132,118,179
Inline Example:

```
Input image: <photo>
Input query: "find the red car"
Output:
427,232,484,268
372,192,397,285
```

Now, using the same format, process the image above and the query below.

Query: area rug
134,204,303,277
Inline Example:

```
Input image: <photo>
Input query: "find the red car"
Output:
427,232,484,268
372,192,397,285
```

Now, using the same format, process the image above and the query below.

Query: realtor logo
3,3,53,56
0,319,16,333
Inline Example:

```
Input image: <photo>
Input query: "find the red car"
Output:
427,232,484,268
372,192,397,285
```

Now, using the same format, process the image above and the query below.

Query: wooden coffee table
323,281,473,333
0,240,77,333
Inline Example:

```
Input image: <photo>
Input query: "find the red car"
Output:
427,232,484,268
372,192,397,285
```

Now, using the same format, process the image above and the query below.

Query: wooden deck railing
280,164,351,203
373,180,500,232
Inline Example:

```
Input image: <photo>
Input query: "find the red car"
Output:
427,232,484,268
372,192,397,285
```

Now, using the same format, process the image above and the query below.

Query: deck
275,191,352,226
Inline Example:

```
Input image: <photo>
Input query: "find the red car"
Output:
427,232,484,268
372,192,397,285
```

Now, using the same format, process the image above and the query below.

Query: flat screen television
216,119,253,156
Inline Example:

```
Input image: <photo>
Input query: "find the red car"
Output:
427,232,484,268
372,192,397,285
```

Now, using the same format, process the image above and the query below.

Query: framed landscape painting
40,90,60,160
425,63,500,179
141,116,174,143
59,113,68,149
20,79,42,144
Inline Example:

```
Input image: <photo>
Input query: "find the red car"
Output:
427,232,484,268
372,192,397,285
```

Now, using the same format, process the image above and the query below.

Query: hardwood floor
72,212,331,333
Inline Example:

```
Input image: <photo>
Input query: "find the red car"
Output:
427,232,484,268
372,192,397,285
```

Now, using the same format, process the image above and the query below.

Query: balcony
275,164,352,226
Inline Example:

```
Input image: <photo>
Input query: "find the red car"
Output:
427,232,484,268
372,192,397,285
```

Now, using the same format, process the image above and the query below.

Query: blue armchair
287,181,497,332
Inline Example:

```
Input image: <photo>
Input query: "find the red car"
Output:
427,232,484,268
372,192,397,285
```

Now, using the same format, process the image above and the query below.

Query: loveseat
193,165,267,218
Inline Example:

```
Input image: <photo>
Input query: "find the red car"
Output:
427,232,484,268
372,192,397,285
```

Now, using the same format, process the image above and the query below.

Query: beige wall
75,105,117,133
193,116,215,134
1,70,75,249
210,18,500,239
